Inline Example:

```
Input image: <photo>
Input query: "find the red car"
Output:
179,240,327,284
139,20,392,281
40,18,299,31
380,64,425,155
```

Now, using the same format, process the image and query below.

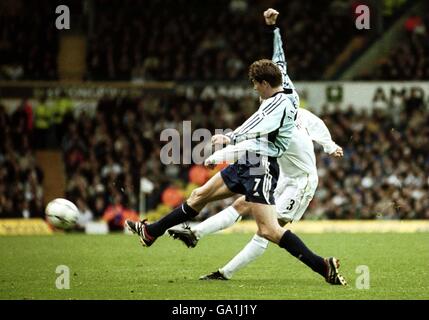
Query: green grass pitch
1,233,428,300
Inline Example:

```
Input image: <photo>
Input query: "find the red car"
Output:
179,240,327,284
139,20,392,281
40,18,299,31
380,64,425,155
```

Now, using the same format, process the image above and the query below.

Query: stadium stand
358,12,429,80
0,0,361,82
0,102,45,218
310,103,429,220
0,0,418,82
86,0,358,81
0,0,59,80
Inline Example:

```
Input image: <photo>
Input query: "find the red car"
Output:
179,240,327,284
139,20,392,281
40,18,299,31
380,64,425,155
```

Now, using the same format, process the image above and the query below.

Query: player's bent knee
277,218,291,227
257,231,275,243
257,227,276,243
257,223,285,244
188,187,208,207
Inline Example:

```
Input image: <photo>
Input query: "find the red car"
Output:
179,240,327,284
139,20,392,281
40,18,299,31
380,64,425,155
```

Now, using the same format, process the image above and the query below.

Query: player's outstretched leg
278,230,347,285
126,173,233,247
125,202,198,247
126,202,200,247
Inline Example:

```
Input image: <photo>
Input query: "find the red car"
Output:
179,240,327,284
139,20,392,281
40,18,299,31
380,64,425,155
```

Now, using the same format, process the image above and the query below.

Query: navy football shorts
220,153,279,205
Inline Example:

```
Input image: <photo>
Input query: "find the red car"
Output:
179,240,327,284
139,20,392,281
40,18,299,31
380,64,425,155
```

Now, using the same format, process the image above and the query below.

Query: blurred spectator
34,95,55,149
404,15,423,33
52,91,74,145
75,197,94,230
102,193,139,231
404,89,424,115
92,194,107,218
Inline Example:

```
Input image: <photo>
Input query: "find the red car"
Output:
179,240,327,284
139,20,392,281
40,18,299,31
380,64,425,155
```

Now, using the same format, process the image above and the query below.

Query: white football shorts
274,173,318,223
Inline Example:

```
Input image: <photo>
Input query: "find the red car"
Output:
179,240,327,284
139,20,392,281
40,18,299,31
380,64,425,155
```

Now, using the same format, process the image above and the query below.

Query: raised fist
263,8,279,25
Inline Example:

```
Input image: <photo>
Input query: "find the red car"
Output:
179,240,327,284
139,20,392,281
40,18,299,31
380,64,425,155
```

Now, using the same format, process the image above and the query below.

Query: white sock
220,234,268,279
192,206,240,239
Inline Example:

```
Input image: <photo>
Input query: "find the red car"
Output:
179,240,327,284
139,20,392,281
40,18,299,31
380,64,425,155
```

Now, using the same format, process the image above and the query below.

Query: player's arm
299,108,343,156
204,140,255,167
210,98,294,158
264,9,288,81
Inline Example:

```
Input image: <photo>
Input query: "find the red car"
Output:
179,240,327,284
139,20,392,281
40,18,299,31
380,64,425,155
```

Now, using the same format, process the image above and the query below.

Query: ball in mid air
45,198,79,229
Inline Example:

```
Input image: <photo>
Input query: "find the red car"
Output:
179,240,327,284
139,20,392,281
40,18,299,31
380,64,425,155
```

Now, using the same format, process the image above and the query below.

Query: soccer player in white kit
169,9,347,285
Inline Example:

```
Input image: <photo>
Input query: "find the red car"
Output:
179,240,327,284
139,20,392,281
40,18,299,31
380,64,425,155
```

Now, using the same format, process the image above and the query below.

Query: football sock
192,206,241,239
279,230,327,278
220,234,268,279
146,202,199,238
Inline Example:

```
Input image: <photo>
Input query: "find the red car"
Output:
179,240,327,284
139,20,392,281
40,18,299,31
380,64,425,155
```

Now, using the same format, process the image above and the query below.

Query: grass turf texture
1,233,428,300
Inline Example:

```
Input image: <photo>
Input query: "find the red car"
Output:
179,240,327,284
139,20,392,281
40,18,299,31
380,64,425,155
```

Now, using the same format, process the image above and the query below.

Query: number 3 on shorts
287,199,295,211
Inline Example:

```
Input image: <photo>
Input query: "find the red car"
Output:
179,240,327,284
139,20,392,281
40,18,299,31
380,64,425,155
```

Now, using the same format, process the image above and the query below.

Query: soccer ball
45,198,79,229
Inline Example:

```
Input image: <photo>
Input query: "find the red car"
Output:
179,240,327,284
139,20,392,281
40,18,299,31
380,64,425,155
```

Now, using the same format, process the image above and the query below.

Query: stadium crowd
1,0,358,81
311,99,429,220
359,12,429,80
0,0,59,80
0,102,45,218
86,0,357,82
2,0,423,82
